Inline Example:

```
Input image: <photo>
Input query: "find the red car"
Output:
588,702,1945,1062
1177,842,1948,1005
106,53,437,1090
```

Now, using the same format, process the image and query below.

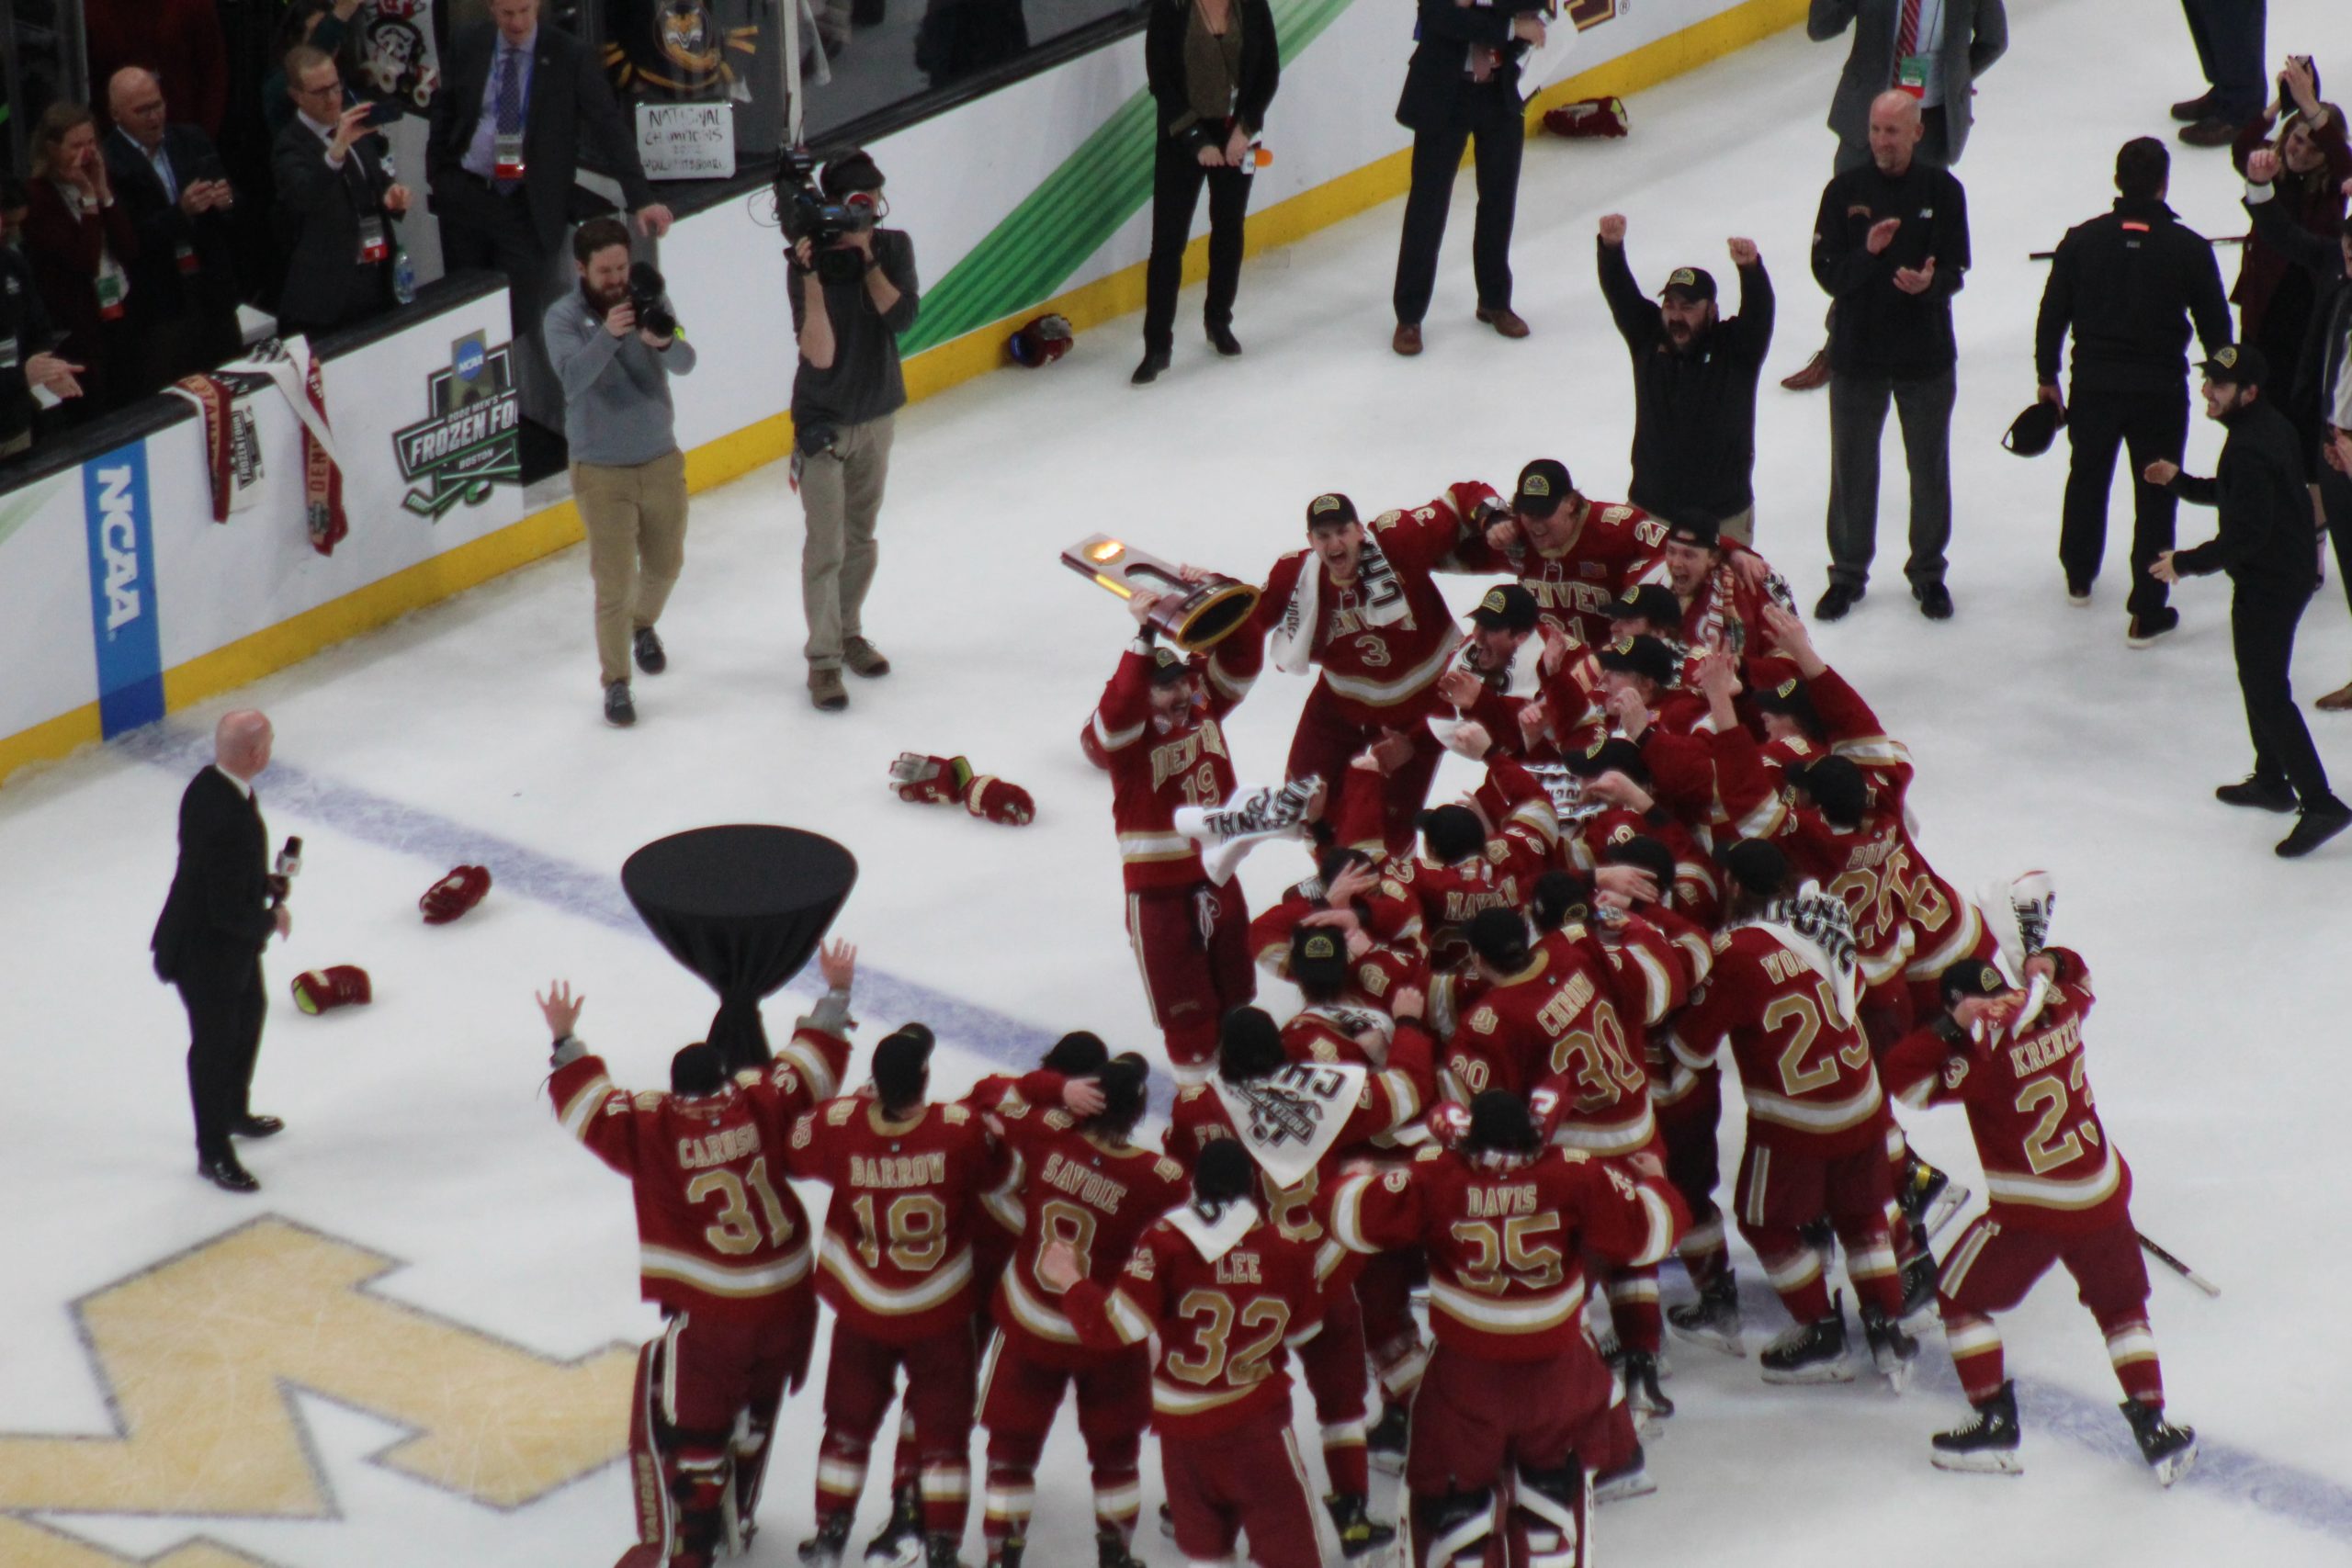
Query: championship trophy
1061,535,1261,653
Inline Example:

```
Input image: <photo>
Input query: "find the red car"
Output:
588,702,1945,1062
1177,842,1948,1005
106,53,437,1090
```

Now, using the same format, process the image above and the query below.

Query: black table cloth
620,825,858,1073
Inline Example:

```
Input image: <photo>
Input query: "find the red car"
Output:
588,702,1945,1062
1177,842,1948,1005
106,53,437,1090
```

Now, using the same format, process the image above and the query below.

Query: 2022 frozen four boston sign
393,332,522,519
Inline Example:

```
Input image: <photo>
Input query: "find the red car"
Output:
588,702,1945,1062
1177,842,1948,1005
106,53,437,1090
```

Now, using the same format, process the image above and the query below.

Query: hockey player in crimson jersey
1664,840,1921,1390
1441,457,1673,650
1230,490,1476,855
974,1055,1189,1568
1355,737,1563,974
1090,592,1256,1084
1046,1141,1332,1568
1329,1090,1684,1568
1882,954,2199,1485
1566,739,1723,927
1248,851,1427,1015
1164,1000,1437,1557
540,941,857,1568
1658,513,1796,668
790,1032,1010,1568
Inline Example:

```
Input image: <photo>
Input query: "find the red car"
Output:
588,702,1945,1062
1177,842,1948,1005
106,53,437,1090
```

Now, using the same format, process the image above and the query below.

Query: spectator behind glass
272,47,413,338
0,198,89,461
1134,0,1278,386
2228,56,2350,383
105,67,244,398
23,102,141,421
263,1,373,138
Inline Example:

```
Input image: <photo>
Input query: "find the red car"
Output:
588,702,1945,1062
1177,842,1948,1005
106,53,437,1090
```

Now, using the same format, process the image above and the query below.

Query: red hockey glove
1543,96,1629,140
1008,312,1075,367
963,773,1035,827
292,964,372,1013
420,864,492,924
890,752,974,806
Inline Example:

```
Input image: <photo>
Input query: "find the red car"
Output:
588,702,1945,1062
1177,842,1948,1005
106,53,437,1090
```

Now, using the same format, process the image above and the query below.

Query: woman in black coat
1136,0,1277,385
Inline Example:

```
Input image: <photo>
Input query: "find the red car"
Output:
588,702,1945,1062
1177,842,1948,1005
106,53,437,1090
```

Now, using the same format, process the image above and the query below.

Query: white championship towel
1271,534,1408,676
1749,881,1862,1028
1174,775,1324,885
1213,1059,1371,1190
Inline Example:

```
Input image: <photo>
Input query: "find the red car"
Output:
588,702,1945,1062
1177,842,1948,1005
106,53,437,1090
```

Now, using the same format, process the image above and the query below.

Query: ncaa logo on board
455,338,486,383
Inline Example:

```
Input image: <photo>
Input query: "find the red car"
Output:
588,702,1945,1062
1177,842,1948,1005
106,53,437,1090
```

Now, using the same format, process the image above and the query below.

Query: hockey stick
2138,1231,2221,1297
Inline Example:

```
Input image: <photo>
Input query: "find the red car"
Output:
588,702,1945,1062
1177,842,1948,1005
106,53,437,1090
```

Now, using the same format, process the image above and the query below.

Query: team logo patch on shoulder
943,1103,972,1125
825,1099,858,1126
733,1067,763,1086
1312,1040,1340,1064
633,1090,665,1111
1710,931,1733,953
1558,1147,1591,1165
1155,1156,1186,1183
1384,1168,1411,1191
1469,1006,1499,1036
998,1096,1031,1119
1600,505,1633,525
1177,1084,1207,1102
1044,1109,1074,1131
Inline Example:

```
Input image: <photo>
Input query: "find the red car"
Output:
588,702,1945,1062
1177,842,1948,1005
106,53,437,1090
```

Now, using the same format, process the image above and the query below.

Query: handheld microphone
272,836,303,907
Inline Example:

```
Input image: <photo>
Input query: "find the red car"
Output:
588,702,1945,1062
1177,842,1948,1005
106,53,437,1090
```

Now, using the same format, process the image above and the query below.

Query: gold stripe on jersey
1001,1263,1082,1344
639,1239,812,1298
1427,1275,1587,1336
1742,1074,1883,1136
1318,635,1455,708
559,1073,619,1138
1150,1376,1259,1417
1106,1288,1156,1347
1983,1144,2122,1213
1905,892,1987,979
1093,711,1146,753
1552,1102,1657,1160
777,1035,841,1101
819,1239,975,1314
1117,830,1197,863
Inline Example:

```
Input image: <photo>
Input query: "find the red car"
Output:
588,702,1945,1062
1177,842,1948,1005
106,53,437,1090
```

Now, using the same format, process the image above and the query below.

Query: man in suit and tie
152,710,292,1193
1388,0,1547,355
273,47,413,338
1782,0,2005,390
103,66,242,396
426,0,673,436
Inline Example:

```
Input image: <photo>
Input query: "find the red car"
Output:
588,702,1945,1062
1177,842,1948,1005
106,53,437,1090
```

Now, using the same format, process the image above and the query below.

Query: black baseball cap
1604,583,1683,629
2003,400,2064,457
1939,957,2010,1005
1306,492,1358,530
1470,583,1541,633
1564,735,1647,780
1290,923,1349,990
1597,634,1677,686
1147,647,1193,684
1513,459,1572,519
2199,343,2265,387
1664,514,1722,549
1659,265,1717,303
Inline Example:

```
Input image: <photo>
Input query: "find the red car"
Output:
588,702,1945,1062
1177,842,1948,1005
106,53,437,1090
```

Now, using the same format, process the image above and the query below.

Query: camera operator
545,215,696,729
786,149,919,714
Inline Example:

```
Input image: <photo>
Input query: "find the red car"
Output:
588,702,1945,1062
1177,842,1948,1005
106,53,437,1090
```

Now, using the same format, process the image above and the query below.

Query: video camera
775,145,881,286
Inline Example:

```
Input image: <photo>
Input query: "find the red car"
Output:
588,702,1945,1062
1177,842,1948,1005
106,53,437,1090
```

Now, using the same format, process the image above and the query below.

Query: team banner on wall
82,441,165,739
392,331,524,519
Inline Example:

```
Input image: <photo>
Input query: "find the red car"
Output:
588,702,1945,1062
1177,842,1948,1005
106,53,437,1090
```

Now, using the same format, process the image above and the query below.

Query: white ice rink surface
6,0,2352,1562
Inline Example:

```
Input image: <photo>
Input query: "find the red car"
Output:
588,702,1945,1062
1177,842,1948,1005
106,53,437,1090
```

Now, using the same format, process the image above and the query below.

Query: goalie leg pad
624,1336,679,1564
1411,1488,1494,1568
1513,1461,1588,1568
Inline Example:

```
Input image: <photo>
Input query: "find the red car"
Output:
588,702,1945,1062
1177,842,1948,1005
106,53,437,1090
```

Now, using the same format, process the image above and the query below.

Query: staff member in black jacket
2034,137,2232,645
2149,345,2351,858
1389,0,1544,355
1136,0,1276,386
104,67,242,396
273,48,412,337
1597,212,1774,546
151,710,293,1191
1811,89,1970,624
2244,144,2352,712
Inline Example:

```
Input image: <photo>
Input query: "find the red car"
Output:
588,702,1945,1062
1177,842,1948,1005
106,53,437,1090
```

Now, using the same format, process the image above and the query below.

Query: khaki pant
1718,505,1755,547
798,414,893,671
575,451,689,686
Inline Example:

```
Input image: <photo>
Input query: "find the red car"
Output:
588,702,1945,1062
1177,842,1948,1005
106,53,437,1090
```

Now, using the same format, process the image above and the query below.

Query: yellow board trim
0,0,1804,788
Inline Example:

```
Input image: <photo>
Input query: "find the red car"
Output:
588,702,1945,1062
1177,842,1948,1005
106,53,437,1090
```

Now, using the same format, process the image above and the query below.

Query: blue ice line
1730,1280,2352,1543
119,724,1069,1077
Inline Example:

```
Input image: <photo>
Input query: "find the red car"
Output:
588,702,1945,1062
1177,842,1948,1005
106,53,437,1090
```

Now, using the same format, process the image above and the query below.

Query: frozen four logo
392,332,522,519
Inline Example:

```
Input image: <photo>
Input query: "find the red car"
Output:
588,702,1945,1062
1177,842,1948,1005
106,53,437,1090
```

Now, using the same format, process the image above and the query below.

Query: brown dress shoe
1476,306,1531,339
843,636,891,678
808,668,848,711
1392,322,1423,356
2169,89,2217,122
2315,680,2352,713
2178,117,2242,148
1781,348,1831,391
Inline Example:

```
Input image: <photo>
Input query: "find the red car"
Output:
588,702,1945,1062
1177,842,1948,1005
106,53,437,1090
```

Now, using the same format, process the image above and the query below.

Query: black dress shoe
1131,350,1170,386
1815,581,1863,621
1206,324,1243,357
2215,774,2298,812
632,626,667,675
605,680,637,728
232,1115,286,1138
2278,799,2352,859
198,1155,260,1193
1915,581,1954,620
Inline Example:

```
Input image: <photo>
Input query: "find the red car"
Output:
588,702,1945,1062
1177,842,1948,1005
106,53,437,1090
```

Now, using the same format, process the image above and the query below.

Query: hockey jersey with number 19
1092,641,1243,892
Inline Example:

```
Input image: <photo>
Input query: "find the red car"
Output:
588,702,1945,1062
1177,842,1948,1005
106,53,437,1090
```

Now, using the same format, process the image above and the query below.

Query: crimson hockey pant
884,1295,1001,1498
1125,881,1254,1082
1407,1343,1609,1568
1592,1258,1662,1357
628,1303,813,1566
1357,1247,1430,1410
816,1319,978,1539
1733,1136,1904,1325
1937,1208,2165,1407
1288,679,1445,859
1162,1406,1328,1568
1658,1069,1729,1292
978,1335,1151,1551
1299,1268,1373,1495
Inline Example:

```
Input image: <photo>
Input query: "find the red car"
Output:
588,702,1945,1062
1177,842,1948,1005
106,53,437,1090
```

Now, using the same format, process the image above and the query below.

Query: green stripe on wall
900,0,1356,354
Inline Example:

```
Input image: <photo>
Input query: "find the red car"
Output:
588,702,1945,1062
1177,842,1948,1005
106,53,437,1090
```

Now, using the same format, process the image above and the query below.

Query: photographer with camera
786,149,919,714
545,215,696,728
